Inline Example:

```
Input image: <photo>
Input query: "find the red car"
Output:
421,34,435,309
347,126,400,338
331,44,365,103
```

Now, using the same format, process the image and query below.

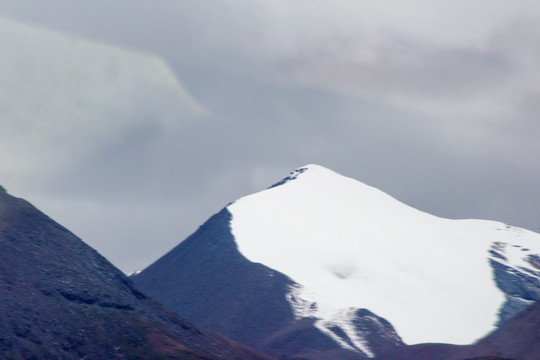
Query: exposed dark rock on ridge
268,167,308,189
0,188,272,360
490,259,540,324
351,309,403,355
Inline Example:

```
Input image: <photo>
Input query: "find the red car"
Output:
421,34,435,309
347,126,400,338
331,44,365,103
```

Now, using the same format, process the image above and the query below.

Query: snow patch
317,309,374,356
287,284,375,357
127,270,142,277
285,284,318,319
228,164,540,345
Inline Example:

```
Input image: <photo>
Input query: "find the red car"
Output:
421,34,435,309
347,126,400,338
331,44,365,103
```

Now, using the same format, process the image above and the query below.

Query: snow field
228,164,540,345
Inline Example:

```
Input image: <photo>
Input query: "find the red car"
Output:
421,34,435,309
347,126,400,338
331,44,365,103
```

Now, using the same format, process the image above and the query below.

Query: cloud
1,2,539,273
0,17,205,192
244,3,539,125
4,1,540,122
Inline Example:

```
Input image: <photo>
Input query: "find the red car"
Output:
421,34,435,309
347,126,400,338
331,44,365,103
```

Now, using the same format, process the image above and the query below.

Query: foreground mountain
133,165,540,359
0,186,272,360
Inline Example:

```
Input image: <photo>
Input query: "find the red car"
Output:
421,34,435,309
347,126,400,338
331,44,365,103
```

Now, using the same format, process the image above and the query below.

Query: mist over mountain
133,165,540,359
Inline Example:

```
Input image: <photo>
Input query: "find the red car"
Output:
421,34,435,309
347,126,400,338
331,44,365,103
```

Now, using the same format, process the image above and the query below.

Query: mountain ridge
134,164,540,359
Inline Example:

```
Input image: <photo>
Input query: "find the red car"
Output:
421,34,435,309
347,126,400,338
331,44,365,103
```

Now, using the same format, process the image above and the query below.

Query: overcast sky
1,1,539,273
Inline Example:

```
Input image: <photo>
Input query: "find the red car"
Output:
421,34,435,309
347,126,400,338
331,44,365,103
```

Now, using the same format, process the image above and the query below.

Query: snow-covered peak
227,165,540,347
268,164,426,220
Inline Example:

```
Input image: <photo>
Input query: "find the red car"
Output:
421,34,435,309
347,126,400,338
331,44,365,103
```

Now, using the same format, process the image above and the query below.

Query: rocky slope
0,186,272,360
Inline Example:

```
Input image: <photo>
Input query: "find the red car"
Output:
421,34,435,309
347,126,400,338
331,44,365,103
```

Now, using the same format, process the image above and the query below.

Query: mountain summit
133,165,540,359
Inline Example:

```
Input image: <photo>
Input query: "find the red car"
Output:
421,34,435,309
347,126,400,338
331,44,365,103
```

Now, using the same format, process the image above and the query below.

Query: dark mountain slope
133,208,356,358
463,300,540,360
133,208,402,359
0,187,272,360
133,208,297,348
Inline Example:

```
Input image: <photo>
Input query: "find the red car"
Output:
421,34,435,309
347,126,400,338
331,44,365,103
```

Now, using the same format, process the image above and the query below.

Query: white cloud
241,1,540,121
0,17,205,190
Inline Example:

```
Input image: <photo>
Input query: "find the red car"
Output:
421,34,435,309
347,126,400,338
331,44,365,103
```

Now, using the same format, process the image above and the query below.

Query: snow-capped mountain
133,164,540,359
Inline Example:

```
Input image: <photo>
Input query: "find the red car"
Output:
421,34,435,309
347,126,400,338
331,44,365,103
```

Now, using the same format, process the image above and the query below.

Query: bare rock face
0,188,272,360
350,309,403,355
490,259,540,323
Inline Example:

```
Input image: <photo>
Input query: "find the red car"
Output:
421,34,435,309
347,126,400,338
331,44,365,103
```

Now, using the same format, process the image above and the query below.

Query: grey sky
1,1,539,273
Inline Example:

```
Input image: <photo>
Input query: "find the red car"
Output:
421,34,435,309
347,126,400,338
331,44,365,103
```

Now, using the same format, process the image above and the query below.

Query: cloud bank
1,1,539,272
